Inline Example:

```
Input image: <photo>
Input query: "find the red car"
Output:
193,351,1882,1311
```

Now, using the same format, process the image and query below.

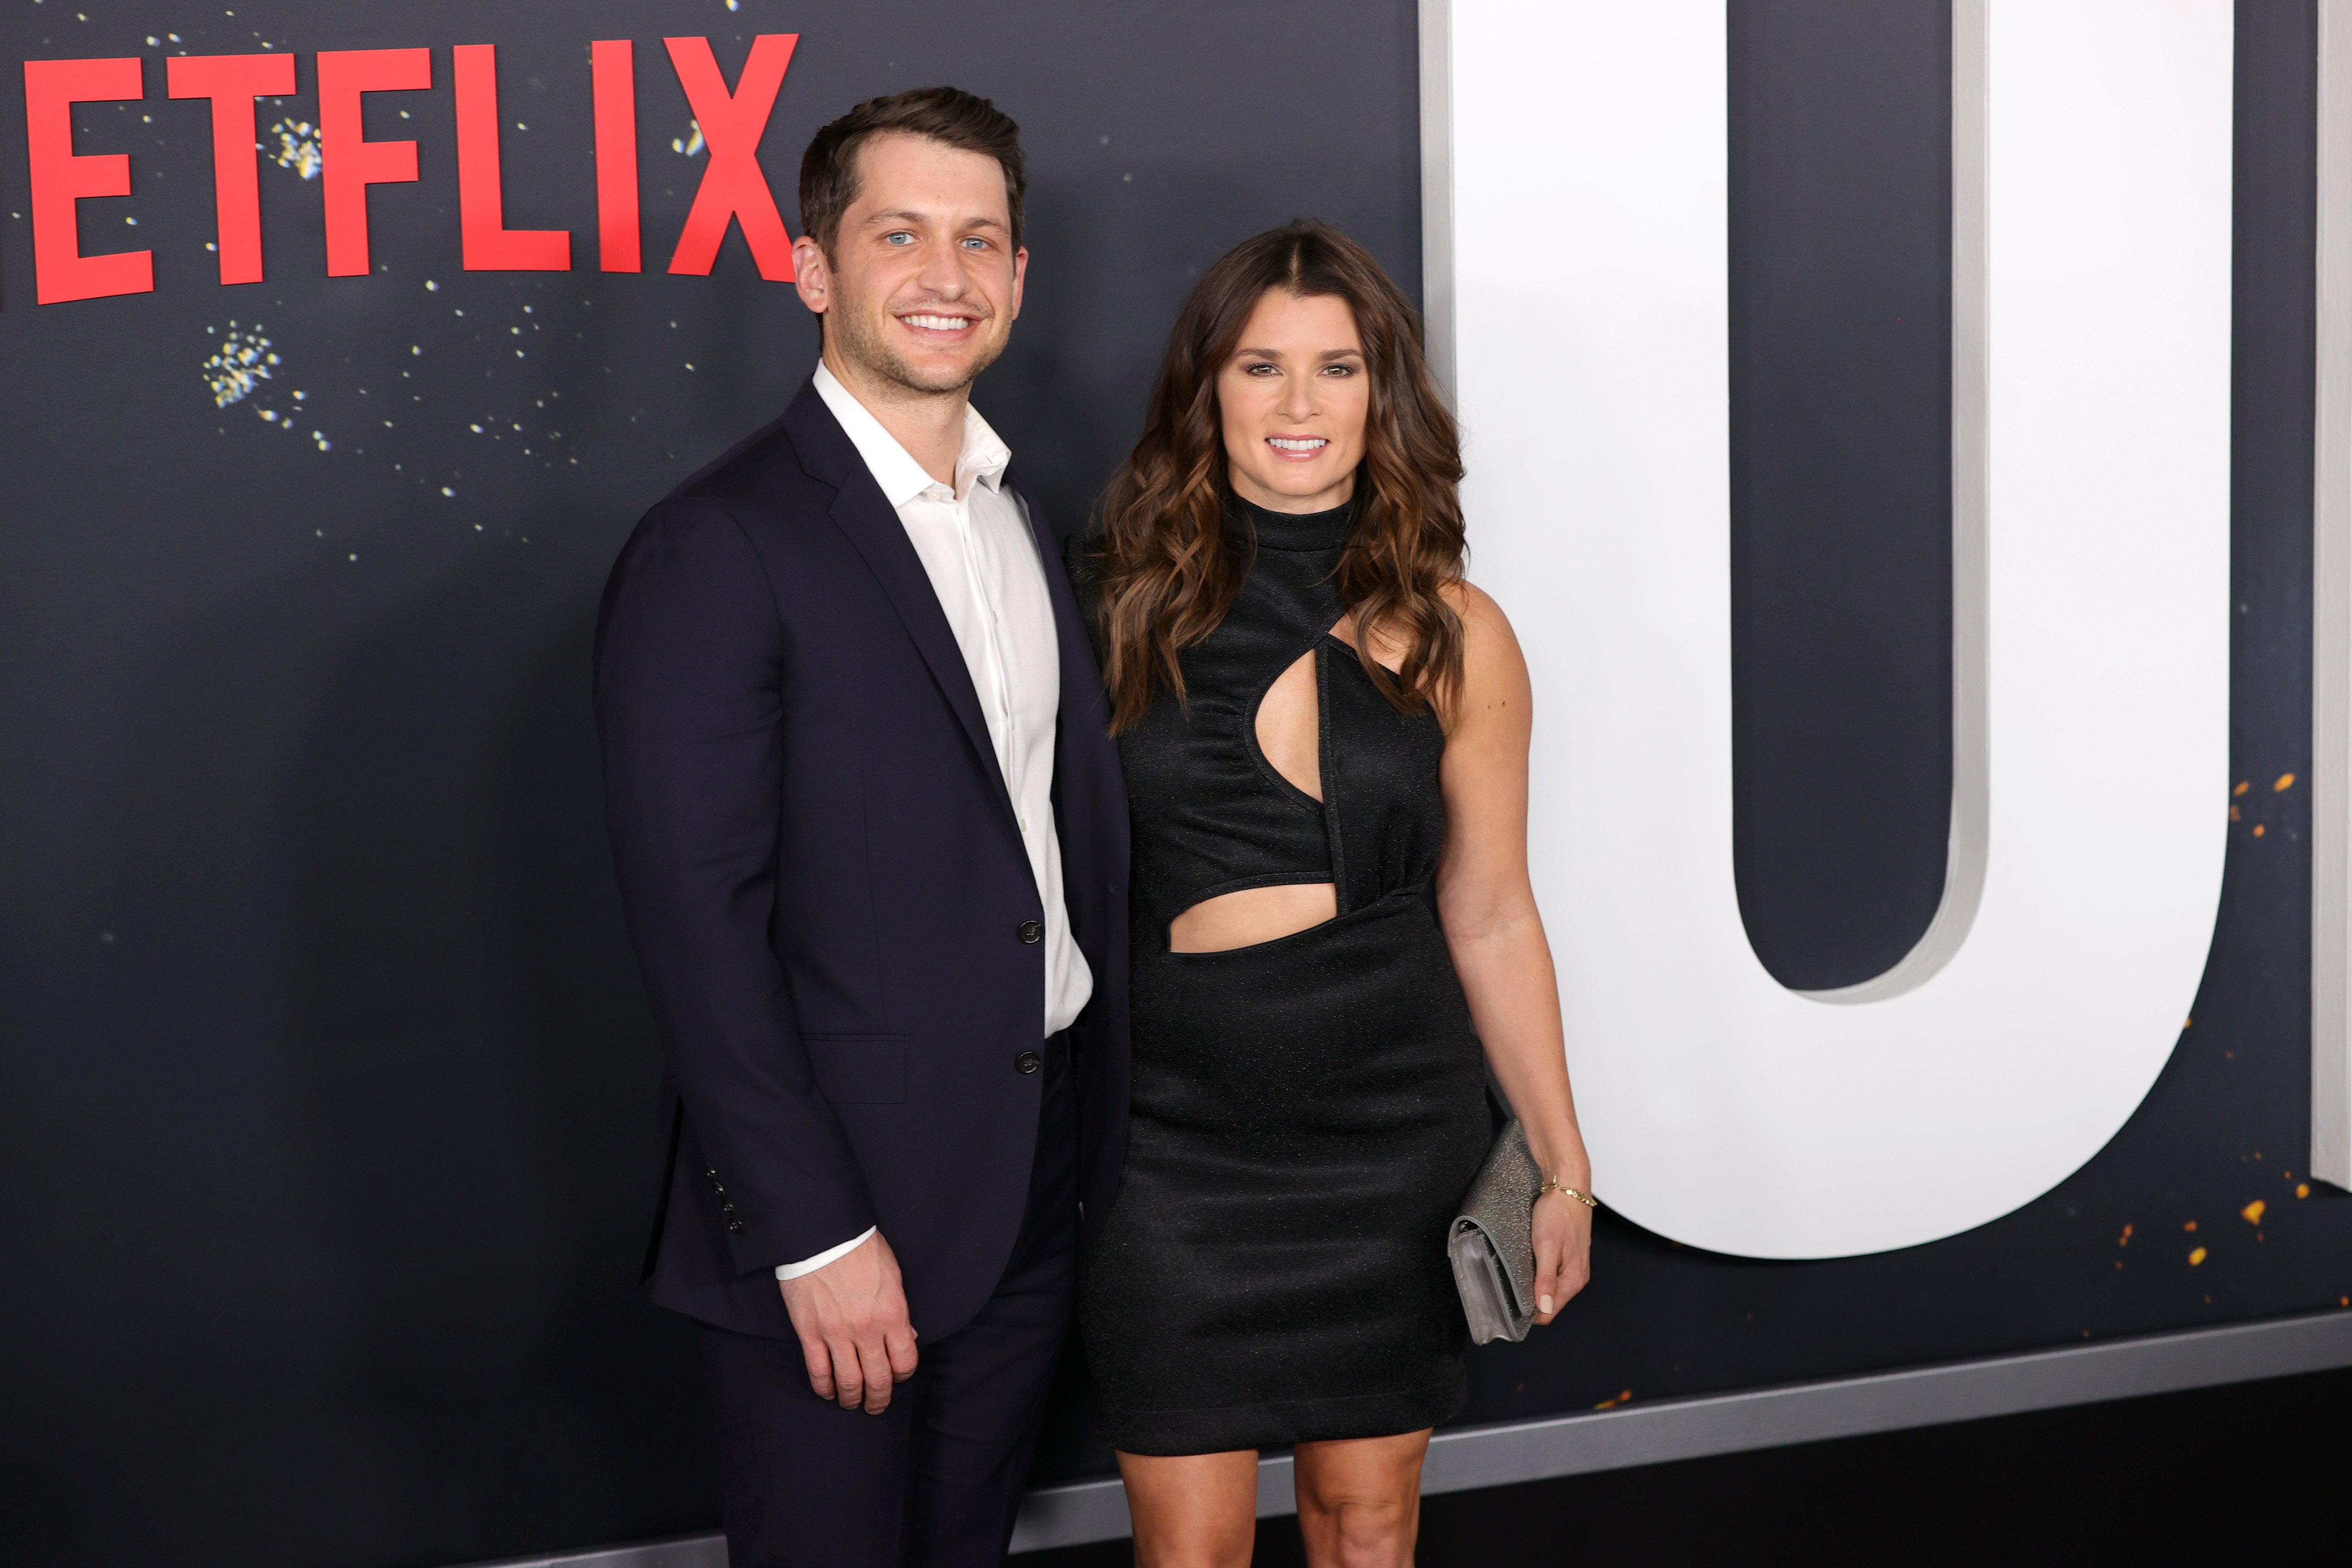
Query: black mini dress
1078,495,1492,1455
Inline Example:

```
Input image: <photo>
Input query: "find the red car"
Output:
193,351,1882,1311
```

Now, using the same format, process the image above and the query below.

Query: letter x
664,34,797,281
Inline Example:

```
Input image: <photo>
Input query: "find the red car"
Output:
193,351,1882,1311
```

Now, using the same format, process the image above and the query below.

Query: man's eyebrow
863,209,1010,232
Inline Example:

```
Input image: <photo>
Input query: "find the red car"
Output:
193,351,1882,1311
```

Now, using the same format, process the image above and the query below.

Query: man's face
794,132,1026,396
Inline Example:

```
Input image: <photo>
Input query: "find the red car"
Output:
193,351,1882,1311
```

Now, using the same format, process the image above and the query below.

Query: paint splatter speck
202,323,277,407
673,121,706,157
269,118,321,179
2241,1200,2266,1225
2187,1247,2207,1265
2276,772,2297,791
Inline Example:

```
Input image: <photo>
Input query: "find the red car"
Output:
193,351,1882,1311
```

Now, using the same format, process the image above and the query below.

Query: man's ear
793,235,831,318
1008,246,1027,323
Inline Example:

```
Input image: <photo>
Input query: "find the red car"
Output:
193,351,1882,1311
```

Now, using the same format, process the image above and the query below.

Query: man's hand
778,1231,919,1413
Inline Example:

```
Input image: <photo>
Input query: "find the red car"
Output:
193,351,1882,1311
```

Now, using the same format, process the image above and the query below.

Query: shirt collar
812,360,1011,507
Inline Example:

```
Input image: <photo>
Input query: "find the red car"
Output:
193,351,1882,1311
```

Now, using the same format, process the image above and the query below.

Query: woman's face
1217,289,1369,514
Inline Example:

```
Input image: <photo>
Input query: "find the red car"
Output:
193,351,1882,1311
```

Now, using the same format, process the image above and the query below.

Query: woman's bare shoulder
1447,580,1524,664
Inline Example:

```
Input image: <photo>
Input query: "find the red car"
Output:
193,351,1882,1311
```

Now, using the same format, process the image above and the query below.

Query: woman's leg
1118,1449,1261,1568
1291,1431,1431,1568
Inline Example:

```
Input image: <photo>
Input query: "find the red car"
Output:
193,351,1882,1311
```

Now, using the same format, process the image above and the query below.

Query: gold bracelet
1538,1177,1598,1208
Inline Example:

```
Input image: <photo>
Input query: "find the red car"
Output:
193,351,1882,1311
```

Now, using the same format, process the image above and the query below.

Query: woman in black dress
1077,220,1595,1565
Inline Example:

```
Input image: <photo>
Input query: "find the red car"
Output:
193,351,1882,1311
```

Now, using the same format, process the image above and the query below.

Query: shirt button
1017,920,1044,944
1016,1050,1042,1075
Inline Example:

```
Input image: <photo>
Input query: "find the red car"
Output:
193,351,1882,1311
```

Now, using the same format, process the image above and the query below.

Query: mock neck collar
1230,492,1356,552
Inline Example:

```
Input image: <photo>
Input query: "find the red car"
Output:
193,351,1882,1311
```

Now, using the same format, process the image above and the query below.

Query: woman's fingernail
1538,1294,1553,1314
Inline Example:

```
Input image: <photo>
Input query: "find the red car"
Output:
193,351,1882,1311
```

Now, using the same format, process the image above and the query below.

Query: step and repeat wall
0,3,2344,1566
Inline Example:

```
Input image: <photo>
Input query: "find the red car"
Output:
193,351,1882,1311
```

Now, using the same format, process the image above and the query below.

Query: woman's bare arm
1434,584,1593,1321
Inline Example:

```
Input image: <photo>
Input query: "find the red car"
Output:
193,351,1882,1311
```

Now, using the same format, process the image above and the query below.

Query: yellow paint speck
2188,1247,2208,1265
2233,780,2250,795
2276,772,2297,792
2242,1200,2266,1225
2298,1183,2312,1199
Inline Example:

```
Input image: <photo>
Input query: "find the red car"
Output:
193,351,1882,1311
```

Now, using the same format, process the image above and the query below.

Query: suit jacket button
1017,919,1044,944
726,1217,745,1235
1016,1050,1042,1075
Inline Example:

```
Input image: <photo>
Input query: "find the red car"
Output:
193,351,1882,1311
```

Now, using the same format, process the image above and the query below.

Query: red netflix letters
663,34,796,281
15,37,798,303
165,52,297,286
317,48,431,278
592,39,642,274
23,56,153,304
453,44,569,271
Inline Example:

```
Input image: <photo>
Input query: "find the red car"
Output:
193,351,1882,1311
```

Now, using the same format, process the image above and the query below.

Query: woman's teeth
1268,437,1327,452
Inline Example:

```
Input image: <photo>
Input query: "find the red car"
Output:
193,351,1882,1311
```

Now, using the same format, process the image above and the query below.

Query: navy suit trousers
698,1033,1078,1567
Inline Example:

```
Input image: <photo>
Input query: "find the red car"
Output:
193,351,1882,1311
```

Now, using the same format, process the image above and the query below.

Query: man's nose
916,240,968,297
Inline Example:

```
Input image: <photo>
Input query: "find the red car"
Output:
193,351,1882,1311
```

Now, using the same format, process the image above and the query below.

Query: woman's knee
1322,1495,1416,1565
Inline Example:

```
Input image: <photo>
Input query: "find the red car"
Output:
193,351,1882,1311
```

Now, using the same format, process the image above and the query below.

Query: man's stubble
827,297,1009,401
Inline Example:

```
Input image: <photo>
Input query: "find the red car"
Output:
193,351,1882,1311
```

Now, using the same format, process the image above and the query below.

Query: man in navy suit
594,87,1128,1566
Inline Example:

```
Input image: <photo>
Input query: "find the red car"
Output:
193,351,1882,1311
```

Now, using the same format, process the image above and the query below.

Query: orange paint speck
2276,772,2297,792
2299,1184,2313,1199
2185,1220,2199,1232
2229,804,2242,821
2243,1200,2267,1224
2255,824,2267,837
2233,781,2250,796
2188,1247,2208,1265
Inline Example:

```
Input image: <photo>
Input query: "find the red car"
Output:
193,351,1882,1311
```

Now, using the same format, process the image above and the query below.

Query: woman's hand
1530,1188,1593,1324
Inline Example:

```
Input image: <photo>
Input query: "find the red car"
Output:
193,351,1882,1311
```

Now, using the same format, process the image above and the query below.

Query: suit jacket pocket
803,1034,908,1104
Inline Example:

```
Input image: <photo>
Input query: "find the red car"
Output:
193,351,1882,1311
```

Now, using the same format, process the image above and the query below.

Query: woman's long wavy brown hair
1090,218,1466,732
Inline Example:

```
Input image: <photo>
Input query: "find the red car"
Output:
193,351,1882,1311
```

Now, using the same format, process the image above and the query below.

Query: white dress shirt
778,362,1094,1282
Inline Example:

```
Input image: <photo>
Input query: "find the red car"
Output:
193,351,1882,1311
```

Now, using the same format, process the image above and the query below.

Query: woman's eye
1244,362,1278,376
1322,363,1356,376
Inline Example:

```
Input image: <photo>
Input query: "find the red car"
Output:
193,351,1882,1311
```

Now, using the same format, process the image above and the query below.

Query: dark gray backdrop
1,4,2344,1567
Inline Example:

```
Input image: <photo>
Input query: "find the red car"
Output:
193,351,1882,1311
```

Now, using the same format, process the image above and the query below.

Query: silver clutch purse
1448,1118,1543,1345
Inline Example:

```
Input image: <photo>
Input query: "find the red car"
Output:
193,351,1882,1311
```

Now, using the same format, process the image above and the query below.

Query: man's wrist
774,1226,877,1281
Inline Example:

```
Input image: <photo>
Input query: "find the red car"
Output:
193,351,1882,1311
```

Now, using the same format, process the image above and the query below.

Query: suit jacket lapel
782,384,1016,817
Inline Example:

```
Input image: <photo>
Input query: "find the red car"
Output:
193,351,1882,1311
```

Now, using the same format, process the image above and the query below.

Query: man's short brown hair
798,86,1027,256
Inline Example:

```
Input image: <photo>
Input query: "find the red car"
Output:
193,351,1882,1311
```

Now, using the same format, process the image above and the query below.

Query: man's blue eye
884,232,914,246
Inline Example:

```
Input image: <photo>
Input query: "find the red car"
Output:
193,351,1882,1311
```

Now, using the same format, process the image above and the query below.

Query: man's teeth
901,314,973,331
1268,437,1328,452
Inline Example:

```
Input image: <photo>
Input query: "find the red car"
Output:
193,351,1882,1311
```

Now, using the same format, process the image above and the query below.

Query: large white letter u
1430,0,2234,1257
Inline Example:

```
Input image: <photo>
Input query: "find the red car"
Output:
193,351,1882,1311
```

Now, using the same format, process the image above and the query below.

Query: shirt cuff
773,1226,877,1281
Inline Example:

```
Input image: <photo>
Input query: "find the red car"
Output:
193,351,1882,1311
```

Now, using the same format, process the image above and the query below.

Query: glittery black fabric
1079,496,1490,1455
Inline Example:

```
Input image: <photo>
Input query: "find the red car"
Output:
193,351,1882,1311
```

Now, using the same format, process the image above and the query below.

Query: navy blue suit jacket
594,380,1130,1342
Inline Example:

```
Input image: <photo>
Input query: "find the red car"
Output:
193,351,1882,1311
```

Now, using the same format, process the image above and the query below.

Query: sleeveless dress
1078,496,1492,1455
